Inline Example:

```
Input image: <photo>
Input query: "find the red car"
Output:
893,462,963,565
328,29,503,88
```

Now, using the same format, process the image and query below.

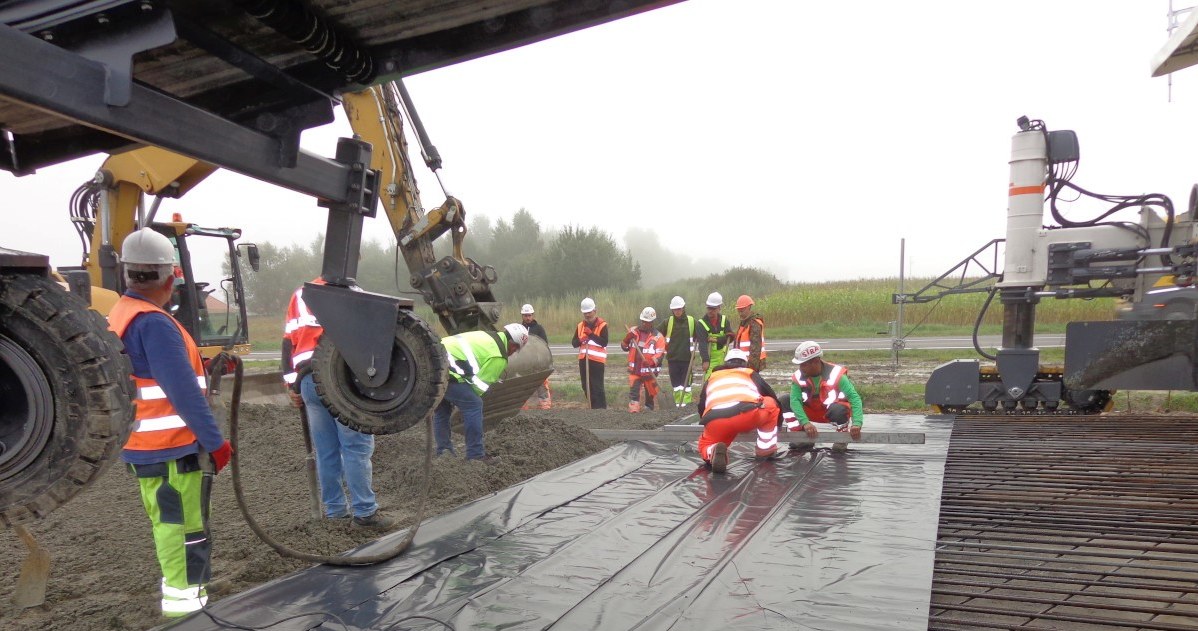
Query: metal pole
893,238,906,367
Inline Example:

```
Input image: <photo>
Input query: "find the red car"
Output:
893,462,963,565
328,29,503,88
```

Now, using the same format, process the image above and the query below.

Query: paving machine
905,116,1198,414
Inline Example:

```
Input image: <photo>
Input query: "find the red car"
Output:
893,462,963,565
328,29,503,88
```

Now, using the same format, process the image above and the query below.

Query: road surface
245,334,1065,360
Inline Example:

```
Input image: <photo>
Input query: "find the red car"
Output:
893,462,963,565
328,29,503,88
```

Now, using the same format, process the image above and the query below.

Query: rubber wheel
0,274,133,526
311,309,447,434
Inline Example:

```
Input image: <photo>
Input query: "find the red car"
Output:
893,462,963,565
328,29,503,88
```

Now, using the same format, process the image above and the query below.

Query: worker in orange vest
106,228,232,618
695,349,781,473
571,297,608,408
622,307,666,412
733,294,767,372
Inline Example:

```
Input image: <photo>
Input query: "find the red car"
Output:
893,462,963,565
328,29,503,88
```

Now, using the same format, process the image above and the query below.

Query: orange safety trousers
698,397,780,463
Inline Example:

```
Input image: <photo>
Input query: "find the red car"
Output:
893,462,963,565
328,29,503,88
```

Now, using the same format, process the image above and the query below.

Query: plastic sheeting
169,415,951,631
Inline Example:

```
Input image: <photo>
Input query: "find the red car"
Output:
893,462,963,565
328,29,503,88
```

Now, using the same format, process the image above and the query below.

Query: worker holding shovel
571,297,609,408
621,307,666,412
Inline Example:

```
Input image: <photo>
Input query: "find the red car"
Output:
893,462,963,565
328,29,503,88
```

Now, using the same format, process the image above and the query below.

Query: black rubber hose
219,353,431,566
972,289,998,362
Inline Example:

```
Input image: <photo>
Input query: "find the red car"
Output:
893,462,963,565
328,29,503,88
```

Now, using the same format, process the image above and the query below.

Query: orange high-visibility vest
108,296,207,452
792,361,852,418
625,328,665,375
734,315,767,361
283,277,326,385
576,318,608,364
702,367,762,416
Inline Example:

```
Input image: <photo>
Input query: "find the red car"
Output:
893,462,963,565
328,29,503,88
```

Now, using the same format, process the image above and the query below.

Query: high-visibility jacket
282,277,326,386
701,367,762,418
734,314,767,363
108,297,207,452
662,314,696,361
623,328,665,376
575,318,608,364
793,361,853,419
443,330,511,396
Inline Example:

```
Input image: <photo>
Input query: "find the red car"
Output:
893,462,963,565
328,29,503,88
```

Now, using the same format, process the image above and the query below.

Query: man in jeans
283,278,394,529
436,323,530,463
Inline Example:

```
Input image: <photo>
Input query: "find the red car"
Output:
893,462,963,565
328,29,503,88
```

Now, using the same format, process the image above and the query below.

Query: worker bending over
696,349,781,474
621,307,666,412
782,341,864,453
437,324,530,464
107,228,232,617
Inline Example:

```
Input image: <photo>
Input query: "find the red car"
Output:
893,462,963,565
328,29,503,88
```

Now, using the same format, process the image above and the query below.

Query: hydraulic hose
212,353,430,566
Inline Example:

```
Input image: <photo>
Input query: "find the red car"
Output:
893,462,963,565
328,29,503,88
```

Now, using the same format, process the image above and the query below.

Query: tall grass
248,276,1120,349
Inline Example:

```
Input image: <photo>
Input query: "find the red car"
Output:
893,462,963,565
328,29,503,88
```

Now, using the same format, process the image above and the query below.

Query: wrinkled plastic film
171,415,951,631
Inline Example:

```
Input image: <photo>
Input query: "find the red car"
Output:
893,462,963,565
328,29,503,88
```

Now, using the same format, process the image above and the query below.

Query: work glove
209,440,234,474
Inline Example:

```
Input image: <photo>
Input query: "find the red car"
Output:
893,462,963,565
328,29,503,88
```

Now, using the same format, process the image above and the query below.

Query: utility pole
1168,1,1196,102
892,238,907,369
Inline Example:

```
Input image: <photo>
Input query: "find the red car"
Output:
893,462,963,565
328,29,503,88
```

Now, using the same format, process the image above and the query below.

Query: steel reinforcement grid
929,415,1198,630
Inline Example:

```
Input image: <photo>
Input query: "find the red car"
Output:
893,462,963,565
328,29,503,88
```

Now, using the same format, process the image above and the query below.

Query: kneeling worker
436,323,530,464
696,349,781,473
783,341,864,452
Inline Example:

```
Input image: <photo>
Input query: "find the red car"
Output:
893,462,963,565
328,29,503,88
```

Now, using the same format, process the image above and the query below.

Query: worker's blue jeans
300,374,378,518
434,380,486,459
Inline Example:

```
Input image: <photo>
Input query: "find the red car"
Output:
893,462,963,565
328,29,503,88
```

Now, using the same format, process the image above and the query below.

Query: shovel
11,525,50,609
297,406,323,520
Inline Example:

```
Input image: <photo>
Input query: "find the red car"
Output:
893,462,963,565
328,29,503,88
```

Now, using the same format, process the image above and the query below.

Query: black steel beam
368,0,685,79
0,23,354,203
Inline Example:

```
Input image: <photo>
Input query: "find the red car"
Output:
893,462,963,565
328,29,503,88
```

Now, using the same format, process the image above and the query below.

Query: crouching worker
696,349,781,473
782,341,864,453
437,323,530,465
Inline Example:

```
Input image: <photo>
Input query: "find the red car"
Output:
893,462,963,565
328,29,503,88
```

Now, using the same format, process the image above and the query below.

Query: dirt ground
0,358,920,631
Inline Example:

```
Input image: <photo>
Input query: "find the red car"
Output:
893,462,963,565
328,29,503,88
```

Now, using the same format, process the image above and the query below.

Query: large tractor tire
311,309,447,435
0,274,134,526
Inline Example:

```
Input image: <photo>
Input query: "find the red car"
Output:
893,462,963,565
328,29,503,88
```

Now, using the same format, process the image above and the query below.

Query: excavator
0,0,613,526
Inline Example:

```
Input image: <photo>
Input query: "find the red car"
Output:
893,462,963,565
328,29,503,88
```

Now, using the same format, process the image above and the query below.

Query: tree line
238,210,644,315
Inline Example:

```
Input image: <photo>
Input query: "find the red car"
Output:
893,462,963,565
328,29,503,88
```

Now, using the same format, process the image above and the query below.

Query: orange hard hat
735,294,754,309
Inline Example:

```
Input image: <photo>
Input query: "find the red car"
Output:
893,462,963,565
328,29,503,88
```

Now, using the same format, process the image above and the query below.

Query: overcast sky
4,0,1198,287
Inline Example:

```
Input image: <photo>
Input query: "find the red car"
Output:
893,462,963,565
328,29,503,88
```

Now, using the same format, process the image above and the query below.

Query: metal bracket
301,283,412,389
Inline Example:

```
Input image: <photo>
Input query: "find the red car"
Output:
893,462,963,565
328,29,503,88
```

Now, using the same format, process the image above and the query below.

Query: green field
248,276,1119,348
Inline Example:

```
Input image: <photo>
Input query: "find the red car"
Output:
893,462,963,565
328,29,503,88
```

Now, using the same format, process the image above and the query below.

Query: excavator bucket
453,336,554,433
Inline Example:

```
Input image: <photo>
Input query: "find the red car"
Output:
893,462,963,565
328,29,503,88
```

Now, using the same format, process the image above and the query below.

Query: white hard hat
503,323,530,348
793,341,823,364
724,349,750,363
121,227,174,265
580,297,596,313
669,295,685,310
520,303,535,315
639,306,657,322
705,292,723,307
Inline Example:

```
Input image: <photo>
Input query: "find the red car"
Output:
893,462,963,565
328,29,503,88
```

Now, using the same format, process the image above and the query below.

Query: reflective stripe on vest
107,296,206,452
793,362,850,412
445,334,491,393
283,279,326,385
665,315,696,351
735,316,767,359
577,319,608,363
702,367,761,415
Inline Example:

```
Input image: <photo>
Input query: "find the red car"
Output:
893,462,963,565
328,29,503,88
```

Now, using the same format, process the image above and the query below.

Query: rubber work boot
539,400,551,410
755,445,778,459
711,443,729,474
628,400,640,413
470,454,501,466
352,511,396,530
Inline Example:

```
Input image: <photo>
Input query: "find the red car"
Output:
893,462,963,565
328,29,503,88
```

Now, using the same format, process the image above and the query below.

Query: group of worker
564,291,863,474
104,227,861,617
568,292,765,412
106,228,533,618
